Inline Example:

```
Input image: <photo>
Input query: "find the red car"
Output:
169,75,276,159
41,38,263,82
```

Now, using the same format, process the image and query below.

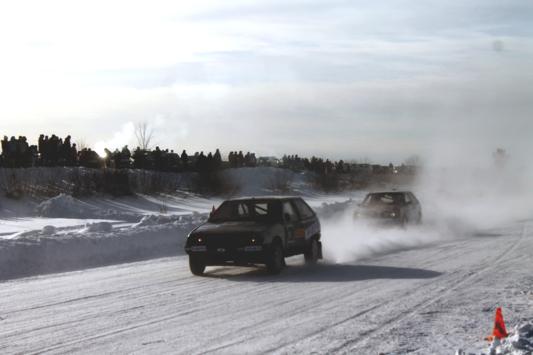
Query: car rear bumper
355,217,403,227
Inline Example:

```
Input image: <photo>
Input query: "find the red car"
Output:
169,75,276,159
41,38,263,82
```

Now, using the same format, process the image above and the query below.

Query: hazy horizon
1,0,532,164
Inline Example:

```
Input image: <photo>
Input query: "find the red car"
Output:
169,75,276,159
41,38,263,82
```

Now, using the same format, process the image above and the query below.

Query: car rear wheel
266,243,285,275
189,255,206,276
304,239,320,265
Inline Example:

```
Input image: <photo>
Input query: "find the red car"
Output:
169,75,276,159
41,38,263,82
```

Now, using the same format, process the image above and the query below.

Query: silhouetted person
237,151,244,167
181,150,189,170
213,149,222,169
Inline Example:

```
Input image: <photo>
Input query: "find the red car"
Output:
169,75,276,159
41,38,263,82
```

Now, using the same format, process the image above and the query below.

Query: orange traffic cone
485,307,508,342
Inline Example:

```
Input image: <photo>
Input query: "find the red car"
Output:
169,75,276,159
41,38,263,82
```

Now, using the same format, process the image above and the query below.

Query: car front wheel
266,243,285,274
189,255,206,276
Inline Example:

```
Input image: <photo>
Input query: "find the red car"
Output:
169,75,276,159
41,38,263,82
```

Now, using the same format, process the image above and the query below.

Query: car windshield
208,200,281,222
363,193,405,206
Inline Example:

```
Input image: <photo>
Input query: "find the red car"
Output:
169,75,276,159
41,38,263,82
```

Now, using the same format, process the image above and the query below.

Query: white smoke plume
321,144,533,264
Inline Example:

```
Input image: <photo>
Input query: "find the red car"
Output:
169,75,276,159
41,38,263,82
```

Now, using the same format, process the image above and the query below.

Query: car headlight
390,212,396,218
250,235,263,244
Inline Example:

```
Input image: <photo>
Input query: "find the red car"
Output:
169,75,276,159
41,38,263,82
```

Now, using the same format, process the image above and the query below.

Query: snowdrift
0,190,353,281
36,193,98,219
35,193,141,222
490,323,533,355
0,214,205,280
459,322,533,355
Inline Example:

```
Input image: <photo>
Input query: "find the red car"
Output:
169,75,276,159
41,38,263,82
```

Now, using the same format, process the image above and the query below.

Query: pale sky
0,0,532,164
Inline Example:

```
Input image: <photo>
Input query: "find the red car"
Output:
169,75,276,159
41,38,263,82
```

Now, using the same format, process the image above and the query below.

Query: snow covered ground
0,188,357,280
1,166,531,353
0,217,120,239
0,219,531,354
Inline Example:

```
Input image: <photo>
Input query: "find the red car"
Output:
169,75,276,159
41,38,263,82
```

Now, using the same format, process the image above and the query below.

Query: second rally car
354,191,422,226
185,196,322,275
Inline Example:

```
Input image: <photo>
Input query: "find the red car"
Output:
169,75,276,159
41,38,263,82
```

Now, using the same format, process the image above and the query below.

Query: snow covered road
1,221,532,354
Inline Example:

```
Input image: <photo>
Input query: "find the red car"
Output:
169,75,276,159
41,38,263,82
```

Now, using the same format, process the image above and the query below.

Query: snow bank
458,322,533,355
134,214,184,227
0,196,354,281
41,225,57,235
494,322,533,354
84,222,113,233
36,194,152,222
36,193,96,219
0,213,207,281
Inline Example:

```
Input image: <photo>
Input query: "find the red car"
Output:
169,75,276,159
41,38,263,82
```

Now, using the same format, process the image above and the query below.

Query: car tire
304,239,320,265
266,243,285,275
189,255,206,276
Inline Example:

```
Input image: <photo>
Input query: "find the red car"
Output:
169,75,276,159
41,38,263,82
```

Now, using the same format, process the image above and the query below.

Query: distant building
258,156,280,167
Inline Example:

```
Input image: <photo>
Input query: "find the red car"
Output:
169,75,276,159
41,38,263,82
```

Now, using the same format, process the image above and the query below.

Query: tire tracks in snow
331,223,528,353
29,308,203,355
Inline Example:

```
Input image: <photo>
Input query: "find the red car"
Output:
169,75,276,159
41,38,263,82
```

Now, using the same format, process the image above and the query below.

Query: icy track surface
1,222,532,354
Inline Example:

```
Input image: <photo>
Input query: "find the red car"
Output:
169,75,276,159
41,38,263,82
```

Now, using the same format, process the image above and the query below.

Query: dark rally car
354,191,422,226
185,196,322,275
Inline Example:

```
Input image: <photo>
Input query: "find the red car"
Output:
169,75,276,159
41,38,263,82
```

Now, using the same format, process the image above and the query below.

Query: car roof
367,191,413,195
225,195,301,202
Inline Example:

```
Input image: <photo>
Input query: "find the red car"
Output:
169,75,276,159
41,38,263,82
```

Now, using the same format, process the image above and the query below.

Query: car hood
192,221,271,236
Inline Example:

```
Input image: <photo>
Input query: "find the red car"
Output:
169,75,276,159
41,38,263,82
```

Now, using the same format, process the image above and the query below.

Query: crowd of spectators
280,154,347,175
228,151,257,168
0,134,255,173
0,134,404,177
0,136,38,168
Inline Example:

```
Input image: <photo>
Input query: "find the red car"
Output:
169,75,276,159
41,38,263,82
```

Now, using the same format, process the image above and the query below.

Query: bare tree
135,122,153,150
76,138,88,150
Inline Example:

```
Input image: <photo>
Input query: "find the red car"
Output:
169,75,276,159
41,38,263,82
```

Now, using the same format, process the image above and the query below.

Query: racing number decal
295,228,306,238
296,222,319,239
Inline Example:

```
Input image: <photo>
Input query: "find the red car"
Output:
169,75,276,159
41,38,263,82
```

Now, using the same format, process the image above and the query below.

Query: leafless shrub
135,122,154,150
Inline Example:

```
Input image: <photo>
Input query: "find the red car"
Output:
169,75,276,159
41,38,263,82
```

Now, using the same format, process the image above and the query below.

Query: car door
293,198,319,247
282,200,300,252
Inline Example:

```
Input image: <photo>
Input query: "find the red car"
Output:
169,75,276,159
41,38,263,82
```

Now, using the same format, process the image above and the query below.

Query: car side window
254,203,268,216
294,199,314,219
282,201,299,222
237,203,249,217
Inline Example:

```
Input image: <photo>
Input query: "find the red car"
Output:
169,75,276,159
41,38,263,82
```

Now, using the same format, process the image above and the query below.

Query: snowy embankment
0,196,352,281
0,170,356,281
493,323,533,354
0,193,209,280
